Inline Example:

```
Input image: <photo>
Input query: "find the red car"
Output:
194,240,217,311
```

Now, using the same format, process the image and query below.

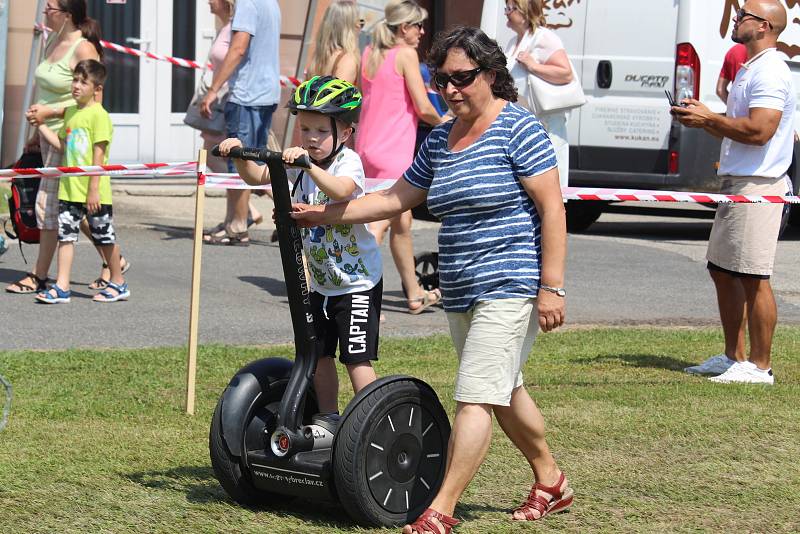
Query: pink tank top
356,47,418,185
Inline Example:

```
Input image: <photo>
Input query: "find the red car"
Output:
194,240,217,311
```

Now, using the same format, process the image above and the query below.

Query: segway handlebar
211,145,311,170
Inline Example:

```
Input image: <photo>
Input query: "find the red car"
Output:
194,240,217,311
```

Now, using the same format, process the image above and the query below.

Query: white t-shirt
290,147,382,296
505,27,567,115
718,48,796,178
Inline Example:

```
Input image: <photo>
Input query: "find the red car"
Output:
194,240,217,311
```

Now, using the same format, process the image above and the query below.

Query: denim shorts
224,102,277,172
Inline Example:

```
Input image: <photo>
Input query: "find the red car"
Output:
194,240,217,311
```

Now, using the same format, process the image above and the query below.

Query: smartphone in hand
665,90,688,108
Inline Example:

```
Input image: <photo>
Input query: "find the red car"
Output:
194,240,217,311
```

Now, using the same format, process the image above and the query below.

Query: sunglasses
44,6,65,13
504,5,518,15
735,8,772,28
432,67,484,91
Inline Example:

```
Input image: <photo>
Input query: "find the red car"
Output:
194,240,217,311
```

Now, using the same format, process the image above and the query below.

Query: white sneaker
684,354,737,375
708,361,774,385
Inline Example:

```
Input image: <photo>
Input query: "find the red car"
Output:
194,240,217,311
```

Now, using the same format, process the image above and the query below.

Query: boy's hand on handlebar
216,138,243,156
290,203,325,227
283,147,310,167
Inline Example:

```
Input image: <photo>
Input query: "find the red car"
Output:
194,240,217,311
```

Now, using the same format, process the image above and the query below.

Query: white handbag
526,59,586,115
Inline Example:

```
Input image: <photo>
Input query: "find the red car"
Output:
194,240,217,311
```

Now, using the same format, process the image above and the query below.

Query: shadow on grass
574,353,695,372
124,466,366,530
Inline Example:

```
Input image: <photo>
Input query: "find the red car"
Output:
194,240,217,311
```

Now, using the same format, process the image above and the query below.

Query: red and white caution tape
562,186,800,204
33,24,301,88
203,173,398,191
0,162,196,180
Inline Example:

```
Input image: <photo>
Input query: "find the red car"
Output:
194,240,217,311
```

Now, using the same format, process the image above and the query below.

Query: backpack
3,152,43,261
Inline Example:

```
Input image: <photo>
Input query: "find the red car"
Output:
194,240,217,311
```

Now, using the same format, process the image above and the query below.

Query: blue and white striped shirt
404,103,557,313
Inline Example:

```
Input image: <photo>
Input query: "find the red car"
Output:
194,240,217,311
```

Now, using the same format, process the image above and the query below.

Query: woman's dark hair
58,0,104,59
427,26,517,102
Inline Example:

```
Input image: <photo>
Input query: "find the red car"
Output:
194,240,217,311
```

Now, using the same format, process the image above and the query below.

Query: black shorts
311,279,382,364
707,261,770,280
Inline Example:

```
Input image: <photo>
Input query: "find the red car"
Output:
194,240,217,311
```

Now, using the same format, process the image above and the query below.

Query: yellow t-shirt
57,103,114,205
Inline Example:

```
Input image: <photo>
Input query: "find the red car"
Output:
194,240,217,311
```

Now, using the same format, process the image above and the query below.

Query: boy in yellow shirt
36,59,127,303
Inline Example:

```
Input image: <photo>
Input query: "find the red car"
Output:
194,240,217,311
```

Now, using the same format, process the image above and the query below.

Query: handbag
526,59,586,115
184,62,229,134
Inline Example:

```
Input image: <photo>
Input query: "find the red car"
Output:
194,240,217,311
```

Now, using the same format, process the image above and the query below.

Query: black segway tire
209,358,320,506
209,397,268,506
333,378,450,526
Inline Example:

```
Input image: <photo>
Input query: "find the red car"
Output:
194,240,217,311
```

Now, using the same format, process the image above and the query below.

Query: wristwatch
540,284,566,297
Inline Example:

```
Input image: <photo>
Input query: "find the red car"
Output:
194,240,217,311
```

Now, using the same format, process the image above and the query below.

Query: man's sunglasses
736,8,772,28
432,67,484,91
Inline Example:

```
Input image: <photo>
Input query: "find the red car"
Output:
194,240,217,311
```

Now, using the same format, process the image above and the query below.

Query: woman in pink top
357,0,447,314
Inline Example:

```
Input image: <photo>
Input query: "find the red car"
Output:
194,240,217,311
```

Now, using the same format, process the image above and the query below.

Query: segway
208,146,451,526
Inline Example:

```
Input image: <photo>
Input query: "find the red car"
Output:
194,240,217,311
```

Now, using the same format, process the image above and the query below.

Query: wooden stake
186,149,207,415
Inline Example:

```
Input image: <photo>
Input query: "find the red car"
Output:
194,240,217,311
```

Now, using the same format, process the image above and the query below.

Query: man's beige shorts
446,298,539,406
706,175,789,276
34,139,63,231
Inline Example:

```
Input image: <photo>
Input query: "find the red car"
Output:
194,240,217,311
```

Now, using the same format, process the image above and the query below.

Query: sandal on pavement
93,281,130,303
512,471,574,521
408,289,441,315
6,272,48,294
91,257,131,290
205,230,250,247
404,508,459,534
203,222,226,238
35,284,71,304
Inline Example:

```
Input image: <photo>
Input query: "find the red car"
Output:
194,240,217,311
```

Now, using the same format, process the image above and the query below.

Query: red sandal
404,507,460,534
512,471,574,521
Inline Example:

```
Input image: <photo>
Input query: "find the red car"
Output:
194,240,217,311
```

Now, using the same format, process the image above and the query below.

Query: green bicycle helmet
289,76,362,126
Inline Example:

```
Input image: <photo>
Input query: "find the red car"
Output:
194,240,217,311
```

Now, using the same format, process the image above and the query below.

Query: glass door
88,0,157,163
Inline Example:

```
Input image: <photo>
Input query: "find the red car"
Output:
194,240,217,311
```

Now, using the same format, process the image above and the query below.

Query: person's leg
388,210,438,311
88,206,126,301
54,241,74,290
228,189,251,234
741,277,777,370
313,356,339,414
369,218,391,245
709,268,747,361
494,387,570,520
34,229,58,281
403,402,493,534
345,362,377,393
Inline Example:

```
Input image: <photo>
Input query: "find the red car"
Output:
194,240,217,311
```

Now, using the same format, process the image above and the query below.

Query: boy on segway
217,76,382,427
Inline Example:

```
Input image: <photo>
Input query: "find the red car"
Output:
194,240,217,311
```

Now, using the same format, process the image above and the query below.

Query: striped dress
403,103,557,313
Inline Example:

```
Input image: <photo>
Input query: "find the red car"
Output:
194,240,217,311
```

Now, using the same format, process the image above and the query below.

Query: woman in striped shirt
291,26,570,533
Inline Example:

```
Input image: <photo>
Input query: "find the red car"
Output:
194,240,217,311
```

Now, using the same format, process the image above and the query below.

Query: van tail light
668,150,679,173
675,42,700,102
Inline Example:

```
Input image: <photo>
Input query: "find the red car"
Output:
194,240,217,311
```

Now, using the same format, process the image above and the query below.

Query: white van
481,0,800,230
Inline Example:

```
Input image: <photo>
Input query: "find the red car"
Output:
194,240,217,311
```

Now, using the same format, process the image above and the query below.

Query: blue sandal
36,284,71,304
93,281,130,303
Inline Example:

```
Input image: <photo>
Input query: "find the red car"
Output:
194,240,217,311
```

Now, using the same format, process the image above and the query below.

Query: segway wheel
209,358,320,506
209,398,268,505
333,379,450,526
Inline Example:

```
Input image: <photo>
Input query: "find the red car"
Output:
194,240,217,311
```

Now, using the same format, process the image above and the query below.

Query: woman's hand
283,147,309,166
517,50,537,70
537,291,565,332
216,137,243,156
200,88,218,119
290,203,327,227
26,104,52,126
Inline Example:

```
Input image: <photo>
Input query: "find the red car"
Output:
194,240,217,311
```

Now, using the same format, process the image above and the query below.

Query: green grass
1,328,799,533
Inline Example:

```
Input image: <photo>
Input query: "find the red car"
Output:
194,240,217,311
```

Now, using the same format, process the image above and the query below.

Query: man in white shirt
672,0,794,385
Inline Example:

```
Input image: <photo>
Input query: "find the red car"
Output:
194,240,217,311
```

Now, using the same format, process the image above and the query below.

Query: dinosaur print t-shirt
291,147,382,296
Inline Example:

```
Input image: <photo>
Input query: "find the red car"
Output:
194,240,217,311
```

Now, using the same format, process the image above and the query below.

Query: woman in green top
6,0,126,294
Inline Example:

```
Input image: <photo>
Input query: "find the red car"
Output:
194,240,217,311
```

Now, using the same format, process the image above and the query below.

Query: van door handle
597,60,612,89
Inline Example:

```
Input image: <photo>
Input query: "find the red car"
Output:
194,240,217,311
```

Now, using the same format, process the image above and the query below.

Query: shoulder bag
525,30,586,115
184,57,229,134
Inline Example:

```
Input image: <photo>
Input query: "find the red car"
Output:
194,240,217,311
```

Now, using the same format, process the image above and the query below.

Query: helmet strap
313,117,346,168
